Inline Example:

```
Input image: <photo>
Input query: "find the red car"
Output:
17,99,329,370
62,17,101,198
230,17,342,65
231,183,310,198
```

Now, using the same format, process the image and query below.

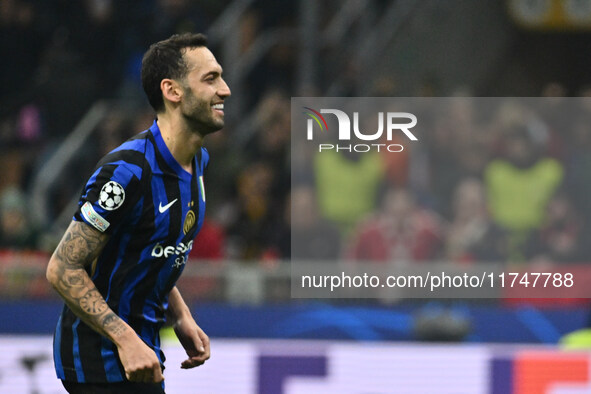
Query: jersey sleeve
73,163,141,234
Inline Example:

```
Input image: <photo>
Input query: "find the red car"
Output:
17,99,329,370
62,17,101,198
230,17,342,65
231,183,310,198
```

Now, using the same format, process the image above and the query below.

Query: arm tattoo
57,268,88,298
79,289,108,315
64,270,85,286
102,312,127,338
55,221,107,267
49,221,128,342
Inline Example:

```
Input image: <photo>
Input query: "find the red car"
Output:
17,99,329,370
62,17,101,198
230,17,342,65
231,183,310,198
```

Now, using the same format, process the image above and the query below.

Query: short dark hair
141,33,208,112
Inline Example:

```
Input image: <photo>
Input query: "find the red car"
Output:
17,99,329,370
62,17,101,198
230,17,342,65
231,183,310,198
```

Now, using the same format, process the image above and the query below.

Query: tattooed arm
47,221,119,338
46,221,163,383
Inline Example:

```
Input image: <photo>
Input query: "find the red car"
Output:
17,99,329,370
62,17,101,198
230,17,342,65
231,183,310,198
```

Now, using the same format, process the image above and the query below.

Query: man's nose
218,79,231,98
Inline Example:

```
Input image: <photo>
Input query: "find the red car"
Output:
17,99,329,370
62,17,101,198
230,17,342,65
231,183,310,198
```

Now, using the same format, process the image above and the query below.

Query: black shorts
62,380,165,394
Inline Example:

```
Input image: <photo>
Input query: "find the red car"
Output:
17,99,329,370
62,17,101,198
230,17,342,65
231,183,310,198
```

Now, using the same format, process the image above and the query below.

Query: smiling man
46,33,230,394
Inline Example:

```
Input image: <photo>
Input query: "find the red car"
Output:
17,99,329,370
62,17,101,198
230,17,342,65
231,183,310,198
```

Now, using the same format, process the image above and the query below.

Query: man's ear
161,79,183,105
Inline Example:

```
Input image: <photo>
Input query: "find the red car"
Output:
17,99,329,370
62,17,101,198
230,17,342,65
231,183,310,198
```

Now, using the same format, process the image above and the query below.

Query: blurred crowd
293,95,591,266
0,0,296,261
1,0,591,272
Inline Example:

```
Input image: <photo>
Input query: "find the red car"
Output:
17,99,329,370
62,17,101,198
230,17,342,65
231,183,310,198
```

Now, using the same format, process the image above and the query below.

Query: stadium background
3,0,591,392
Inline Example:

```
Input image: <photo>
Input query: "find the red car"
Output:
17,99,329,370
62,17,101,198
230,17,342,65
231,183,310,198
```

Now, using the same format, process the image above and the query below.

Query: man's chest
135,173,205,245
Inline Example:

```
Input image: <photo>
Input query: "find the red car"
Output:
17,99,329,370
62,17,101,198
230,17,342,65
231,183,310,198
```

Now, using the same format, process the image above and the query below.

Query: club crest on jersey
183,210,196,234
98,181,125,210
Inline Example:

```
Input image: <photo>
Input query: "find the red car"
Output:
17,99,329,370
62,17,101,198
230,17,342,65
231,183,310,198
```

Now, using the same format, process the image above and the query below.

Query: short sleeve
73,163,141,233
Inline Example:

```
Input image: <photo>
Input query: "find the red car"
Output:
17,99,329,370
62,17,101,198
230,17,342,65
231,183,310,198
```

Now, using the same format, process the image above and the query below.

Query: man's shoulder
96,131,153,175
113,130,151,156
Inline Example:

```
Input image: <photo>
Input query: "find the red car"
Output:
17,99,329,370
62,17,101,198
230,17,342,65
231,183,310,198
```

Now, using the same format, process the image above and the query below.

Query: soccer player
46,33,230,394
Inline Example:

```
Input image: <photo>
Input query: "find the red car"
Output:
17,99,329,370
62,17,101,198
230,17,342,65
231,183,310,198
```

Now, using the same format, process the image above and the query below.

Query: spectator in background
248,89,291,200
315,149,384,237
445,178,508,263
0,149,27,192
226,161,278,260
423,109,462,216
291,185,341,261
379,101,411,188
484,122,563,262
346,187,444,263
0,186,38,250
525,191,588,264
424,96,492,218
564,113,591,229
538,82,569,160
189,219,226,261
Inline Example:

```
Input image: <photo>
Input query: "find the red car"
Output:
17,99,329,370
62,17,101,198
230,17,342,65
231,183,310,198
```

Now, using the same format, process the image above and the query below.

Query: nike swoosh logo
158,199,178,213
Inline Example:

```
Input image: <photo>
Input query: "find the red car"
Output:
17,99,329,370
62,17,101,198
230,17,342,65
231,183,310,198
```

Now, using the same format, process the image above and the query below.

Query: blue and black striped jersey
53,120,208,383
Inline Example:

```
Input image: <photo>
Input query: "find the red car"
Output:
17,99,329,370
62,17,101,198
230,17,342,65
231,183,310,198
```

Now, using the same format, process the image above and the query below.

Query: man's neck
156,114,203,173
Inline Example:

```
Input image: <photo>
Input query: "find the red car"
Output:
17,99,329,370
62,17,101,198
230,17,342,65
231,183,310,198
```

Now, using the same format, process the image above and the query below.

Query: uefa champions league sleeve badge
98,181,126,211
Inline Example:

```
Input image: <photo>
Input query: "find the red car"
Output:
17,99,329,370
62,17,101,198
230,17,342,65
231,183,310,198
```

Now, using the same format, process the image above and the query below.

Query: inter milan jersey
53,120,208,383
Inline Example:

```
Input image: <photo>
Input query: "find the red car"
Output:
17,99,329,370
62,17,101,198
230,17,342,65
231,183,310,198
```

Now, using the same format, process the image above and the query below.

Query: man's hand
166,286,211,369
174,315,210,369
116,330,164,383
